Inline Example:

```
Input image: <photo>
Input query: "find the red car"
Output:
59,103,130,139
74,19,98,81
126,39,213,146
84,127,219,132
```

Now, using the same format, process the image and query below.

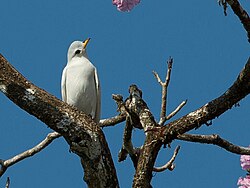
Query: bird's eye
75,50,81,55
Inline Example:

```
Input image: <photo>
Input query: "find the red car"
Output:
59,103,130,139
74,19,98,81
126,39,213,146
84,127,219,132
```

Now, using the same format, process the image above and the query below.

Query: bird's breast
64,59,97,115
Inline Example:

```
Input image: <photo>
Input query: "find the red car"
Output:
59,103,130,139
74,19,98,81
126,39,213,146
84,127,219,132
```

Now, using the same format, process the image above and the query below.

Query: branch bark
5,177,10,188
1,54,249,187
153,145,180,172
178,133,250,155
162,57,250,144
153,57,173,125
0,132,60,177
226,0,250,42
126,57,250,187
0,54,119,188
125,85,162,188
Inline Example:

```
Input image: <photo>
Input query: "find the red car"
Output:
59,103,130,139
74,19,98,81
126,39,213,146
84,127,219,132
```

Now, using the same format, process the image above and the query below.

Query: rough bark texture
178,134,250,155
125,59,250,187
0,54,119,188
126,85,162,188
1,51,250,188
162,58,250,143
226,0,250,42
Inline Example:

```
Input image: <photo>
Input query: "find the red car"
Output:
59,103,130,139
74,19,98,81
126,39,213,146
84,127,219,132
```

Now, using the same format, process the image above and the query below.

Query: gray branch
0,132,60,177
162,57,250,145
178,133,250,155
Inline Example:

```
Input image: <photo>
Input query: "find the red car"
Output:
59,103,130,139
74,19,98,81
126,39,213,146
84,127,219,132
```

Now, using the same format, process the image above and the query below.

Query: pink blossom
241,154,250,171
238,175,250,188
112,0,140,12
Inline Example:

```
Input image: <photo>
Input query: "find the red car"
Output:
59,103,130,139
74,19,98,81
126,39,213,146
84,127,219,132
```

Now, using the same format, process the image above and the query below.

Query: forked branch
153,57,173,125
0,54,119,187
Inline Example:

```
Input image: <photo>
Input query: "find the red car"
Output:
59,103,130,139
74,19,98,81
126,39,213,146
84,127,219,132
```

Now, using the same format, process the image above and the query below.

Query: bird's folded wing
61,68,67,102
94,68,101,123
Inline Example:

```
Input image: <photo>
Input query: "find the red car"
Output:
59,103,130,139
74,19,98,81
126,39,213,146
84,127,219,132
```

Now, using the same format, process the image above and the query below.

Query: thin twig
99,94,127,127
153,145,180,172
99,114,126,127
166,100,187,120
152,71,163,85
5,177,10,188
153,57,173,126
0,132,61,177
177,133,250,155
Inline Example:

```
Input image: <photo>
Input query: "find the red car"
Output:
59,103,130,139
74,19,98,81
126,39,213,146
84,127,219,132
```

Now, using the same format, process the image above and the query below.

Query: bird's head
67,38,91,62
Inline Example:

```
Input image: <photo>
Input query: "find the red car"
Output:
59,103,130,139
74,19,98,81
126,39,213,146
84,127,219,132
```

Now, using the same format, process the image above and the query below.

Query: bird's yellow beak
83,38,91,49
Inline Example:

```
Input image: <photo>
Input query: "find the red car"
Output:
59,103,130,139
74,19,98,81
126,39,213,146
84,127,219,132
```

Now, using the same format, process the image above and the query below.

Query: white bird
61,39,101,123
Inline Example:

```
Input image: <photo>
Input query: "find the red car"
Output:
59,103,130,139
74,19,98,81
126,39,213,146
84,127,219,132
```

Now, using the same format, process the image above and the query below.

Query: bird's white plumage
61,40,101,123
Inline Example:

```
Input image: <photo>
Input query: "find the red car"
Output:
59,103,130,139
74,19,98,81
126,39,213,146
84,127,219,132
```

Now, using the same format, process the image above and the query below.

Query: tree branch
125,85,162,188
5,177,10,188
153,145,180,172
0,54,119,188
178,133,250,155
153,57,173,125
99,114,126,127
125,58,250,186
226,0,250,42
162,57,250,144
166,100,187,121
0,132,60,177
118,115,139,168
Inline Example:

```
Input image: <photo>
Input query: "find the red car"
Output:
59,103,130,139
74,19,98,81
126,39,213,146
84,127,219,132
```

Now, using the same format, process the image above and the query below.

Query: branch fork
153,57,186,126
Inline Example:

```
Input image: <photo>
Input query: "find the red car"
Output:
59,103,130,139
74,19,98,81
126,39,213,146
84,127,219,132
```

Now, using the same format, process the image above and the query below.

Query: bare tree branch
226,0,250,42
178,133,250,155
111,93,140,167
162,57,250,144
166,100,187,121
99,94,127,127
5,177,10,188
0,54,119,188
124,85,161,188
0,132,60,177
153,57,173,126
153,145,180,172
118,115,139,167
99,114,126,127
129,57,250,187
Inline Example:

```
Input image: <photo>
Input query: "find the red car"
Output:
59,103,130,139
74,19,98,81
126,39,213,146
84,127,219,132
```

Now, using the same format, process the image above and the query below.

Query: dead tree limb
153,145,180,172
166,100,187,121
226,0,250,42
0,54,119,188
127,57,250,187
153,57,173,125
162,57,250,144
99,114,126,127
5,177,10,188
178,133,250,155
0,132,60,177
125,85,162,188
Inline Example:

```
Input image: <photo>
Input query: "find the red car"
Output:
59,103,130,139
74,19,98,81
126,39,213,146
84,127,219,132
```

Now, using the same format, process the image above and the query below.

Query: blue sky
0,0,250,187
